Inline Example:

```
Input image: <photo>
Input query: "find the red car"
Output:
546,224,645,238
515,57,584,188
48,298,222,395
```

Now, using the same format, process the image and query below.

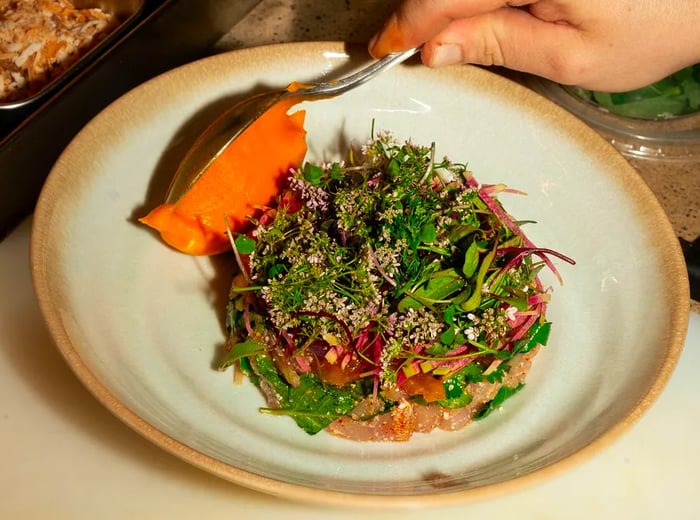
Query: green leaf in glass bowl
572,64,700,120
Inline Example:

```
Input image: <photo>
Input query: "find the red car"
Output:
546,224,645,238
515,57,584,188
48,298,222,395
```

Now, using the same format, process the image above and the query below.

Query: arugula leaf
252,354,289,398
253,355,362,435
528,320,552,347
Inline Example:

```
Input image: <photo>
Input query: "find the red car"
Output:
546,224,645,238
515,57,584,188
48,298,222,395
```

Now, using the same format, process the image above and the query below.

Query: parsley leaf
438,375,473,409
512,321,552,355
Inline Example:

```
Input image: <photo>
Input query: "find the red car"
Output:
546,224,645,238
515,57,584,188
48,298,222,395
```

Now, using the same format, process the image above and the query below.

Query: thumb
422,8,590,86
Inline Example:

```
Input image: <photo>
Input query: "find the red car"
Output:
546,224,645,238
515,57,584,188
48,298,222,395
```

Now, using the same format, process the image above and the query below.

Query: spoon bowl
164,47,420,204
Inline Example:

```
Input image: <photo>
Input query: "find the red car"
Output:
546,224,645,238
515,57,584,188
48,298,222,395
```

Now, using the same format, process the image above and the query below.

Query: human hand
368,0,700,92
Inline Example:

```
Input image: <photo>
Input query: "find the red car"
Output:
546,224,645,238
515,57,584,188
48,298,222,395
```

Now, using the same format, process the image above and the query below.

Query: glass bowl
530,69,700,161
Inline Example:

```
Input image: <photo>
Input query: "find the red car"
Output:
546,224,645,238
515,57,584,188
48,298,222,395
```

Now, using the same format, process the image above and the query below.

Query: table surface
2,1,700,517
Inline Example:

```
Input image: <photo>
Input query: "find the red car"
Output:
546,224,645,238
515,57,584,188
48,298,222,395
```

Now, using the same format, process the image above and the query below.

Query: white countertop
1,215,698,518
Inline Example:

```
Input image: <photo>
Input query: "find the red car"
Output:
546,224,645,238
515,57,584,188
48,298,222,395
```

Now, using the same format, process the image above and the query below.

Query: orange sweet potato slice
140,98,307,255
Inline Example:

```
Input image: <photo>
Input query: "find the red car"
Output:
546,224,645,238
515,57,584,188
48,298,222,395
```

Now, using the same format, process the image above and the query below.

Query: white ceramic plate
31,42,689,507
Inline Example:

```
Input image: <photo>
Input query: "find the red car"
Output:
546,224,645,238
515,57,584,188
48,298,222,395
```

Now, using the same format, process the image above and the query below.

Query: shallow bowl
30,42,689,507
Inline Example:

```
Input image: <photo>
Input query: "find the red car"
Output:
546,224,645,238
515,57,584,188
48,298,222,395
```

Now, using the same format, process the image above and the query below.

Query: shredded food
0,0,117,103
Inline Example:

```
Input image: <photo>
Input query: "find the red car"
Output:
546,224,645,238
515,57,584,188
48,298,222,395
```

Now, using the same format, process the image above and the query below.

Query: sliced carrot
140,97,307,255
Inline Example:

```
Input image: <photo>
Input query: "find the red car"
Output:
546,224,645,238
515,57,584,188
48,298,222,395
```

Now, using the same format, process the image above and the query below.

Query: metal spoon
165,47,421,204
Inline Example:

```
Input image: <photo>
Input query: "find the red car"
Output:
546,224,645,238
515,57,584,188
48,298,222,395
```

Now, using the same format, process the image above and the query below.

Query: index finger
369,0,530,57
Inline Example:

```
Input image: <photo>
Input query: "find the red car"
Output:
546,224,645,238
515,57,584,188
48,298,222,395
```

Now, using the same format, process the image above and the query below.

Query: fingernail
430,43,463,67
368,32,380,57
369,15,399,57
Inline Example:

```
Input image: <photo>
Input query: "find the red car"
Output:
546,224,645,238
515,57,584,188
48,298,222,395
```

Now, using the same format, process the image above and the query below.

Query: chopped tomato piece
400,373,447,402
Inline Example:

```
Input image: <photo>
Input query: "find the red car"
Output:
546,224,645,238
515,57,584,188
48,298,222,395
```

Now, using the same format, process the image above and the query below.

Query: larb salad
218,129,573,441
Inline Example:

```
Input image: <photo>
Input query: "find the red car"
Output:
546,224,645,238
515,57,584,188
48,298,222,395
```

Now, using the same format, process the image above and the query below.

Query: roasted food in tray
0,0,263,241
0,0,143,107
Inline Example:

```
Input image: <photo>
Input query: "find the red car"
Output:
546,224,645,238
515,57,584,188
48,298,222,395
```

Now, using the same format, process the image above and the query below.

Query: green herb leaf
303,163,324,185
234,235,256,255
462,240,479,278
218,339,268,370
438,377,473,409
461,362,484,383
418,222,438,244
448,224,478,243
443,304,458,325
484,363,507,383
398,268,465,311
440,327,456,345
253,355,361,435
387,157,401,176
512,321,552,355
267,263,287,278
459,247,496,312
474,383,524,420
329,163,344,180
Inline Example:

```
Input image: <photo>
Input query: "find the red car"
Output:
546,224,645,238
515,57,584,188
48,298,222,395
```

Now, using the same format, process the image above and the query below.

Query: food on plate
0,0,118,103
139,98,307,255
218,129,574,441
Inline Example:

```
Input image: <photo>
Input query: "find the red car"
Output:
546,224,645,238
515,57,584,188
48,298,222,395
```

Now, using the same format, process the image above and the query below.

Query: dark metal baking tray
0,0,261,239
0,0,145,115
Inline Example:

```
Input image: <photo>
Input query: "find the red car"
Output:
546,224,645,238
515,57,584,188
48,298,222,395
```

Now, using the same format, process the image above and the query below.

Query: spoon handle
295,47,421,99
